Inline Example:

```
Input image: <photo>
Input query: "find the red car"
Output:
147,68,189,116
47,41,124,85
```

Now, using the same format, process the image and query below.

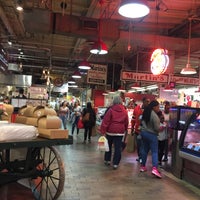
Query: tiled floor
1,127,200,200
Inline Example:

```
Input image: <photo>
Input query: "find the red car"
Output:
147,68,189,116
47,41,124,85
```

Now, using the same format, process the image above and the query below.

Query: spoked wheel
30,146,65,200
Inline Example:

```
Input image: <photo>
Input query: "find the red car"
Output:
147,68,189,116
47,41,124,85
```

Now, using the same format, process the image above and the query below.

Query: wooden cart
0,136,73,200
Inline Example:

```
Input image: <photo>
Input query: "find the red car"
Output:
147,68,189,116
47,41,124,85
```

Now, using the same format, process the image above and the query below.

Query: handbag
77,117,84,129
82,112,90,122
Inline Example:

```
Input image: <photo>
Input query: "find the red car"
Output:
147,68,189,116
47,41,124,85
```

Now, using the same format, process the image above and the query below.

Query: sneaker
113,165,118,170
162,158,168,162
140,166,147,172
104,161,111,166
152,167,162,178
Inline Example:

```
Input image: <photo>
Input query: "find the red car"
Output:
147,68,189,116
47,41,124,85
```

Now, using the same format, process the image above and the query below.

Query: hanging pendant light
90,39,108,55
163,84,173,92
68,77,76,84
131,82,141,89
90,1,108,55
72,70,81,79
118,86,126,92
180,19,197,75
78,60,91,70
118,0,150,18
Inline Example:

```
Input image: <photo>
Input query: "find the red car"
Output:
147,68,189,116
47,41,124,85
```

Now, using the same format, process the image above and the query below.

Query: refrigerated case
169,106,199,178
179,112,200,187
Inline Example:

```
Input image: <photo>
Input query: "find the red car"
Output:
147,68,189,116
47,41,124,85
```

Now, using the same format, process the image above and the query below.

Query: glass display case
179,112,200,164
169,106,198,130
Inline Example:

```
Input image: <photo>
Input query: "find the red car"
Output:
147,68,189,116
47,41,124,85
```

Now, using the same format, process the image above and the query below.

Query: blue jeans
104,135,123,166
140,130,158,168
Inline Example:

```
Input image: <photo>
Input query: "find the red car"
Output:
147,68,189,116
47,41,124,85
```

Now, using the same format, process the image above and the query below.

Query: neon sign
150,48,169,75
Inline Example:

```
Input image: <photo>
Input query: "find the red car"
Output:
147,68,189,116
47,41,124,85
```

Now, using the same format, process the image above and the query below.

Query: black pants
158,140,165,162
84,126,92,141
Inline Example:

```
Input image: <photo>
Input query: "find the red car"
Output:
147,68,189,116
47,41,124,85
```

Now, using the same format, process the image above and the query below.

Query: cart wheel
30,146,65,200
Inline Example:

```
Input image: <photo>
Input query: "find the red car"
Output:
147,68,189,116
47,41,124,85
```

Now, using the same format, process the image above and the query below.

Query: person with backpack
82,102,96,144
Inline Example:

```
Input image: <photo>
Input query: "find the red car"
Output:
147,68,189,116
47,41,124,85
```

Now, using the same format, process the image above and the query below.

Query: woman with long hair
140,100,162,178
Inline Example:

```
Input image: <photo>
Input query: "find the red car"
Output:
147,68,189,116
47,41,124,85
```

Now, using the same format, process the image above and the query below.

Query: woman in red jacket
100,95,129,170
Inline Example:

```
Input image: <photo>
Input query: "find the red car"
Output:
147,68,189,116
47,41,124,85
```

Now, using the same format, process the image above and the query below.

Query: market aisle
1,126,200,200
57,129,200,200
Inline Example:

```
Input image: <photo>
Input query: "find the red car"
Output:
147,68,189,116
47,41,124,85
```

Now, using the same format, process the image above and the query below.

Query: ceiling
0,0,200,87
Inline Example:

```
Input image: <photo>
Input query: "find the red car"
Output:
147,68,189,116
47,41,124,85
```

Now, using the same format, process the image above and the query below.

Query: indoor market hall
1,128,200,200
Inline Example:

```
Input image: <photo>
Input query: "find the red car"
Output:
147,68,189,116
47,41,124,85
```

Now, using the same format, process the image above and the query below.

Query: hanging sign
150,48,169,75
87,64,107,85
121,71,199,85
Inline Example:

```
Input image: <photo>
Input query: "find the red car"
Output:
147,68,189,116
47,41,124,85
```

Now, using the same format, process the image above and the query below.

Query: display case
179,112,200,163
178,111,200,188
169,106,198,130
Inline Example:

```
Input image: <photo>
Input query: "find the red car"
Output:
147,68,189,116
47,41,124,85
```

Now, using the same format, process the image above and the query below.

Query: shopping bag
121,130,128,152
77,117,84,129
97,136,109,152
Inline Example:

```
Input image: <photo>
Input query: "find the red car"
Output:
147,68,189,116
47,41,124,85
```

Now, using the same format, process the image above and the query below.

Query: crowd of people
99,94,172,179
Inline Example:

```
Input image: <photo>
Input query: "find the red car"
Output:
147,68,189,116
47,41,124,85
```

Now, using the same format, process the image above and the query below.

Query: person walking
71,101,82,135
58,101,69,130
157,111,168,167
162,101,171,161
82,102,96,144
100,95,129,170
131,97,150,163
140,100,162,178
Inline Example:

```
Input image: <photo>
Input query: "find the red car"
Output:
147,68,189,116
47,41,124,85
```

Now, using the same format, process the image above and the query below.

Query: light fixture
131,82,141,89
102,91,108,96
72,71,81,79
78,60,91,70
180,19,197,75
118,86,126,92
90,40,108,55
118,0,150,18
16,0,23,11
163,84,173,92
68,77,76,84
109,89,115,94
90,1,108,55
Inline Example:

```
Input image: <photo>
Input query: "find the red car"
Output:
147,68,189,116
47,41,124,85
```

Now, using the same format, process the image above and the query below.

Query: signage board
87,64,107,85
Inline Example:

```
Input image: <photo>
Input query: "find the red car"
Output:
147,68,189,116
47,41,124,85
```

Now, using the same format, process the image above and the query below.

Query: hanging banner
121,71,199,85
87,64,107,85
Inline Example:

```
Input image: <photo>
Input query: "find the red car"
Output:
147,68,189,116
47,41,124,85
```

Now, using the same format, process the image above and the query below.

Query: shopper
58,101,69,130
100,95,129,170
157,111,168,167
71,101,82,135
162,101,171,161
140,100,162,178
131,97,150,163
16,88,27,99
82,102,96,143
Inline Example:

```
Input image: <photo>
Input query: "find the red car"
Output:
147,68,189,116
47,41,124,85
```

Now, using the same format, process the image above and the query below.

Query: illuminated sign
150,48,169,75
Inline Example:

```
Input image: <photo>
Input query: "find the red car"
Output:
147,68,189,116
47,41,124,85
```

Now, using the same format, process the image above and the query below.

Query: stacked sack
15,105,68,139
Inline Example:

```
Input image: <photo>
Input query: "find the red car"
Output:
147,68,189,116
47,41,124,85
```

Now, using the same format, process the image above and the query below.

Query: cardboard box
38,116,61,129
15,115,27,124
33,106,57,118
38,128,68,139
26,117,38,126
